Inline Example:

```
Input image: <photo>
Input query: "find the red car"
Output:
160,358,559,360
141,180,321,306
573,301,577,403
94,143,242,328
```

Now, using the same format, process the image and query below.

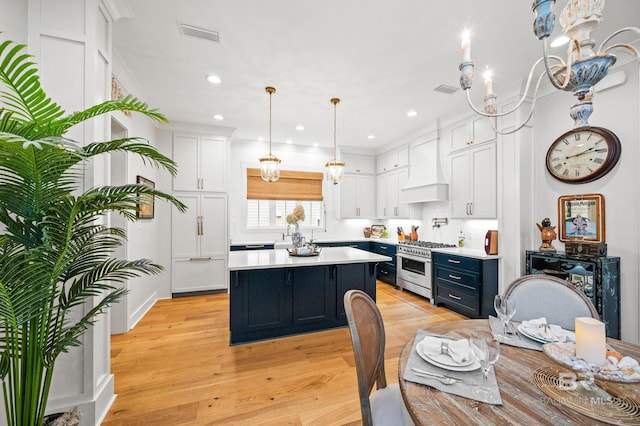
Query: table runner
402,329,502,405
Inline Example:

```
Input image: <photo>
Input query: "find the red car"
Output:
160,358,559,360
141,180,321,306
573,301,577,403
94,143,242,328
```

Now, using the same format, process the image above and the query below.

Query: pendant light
325,98,345,185
260,86,281,182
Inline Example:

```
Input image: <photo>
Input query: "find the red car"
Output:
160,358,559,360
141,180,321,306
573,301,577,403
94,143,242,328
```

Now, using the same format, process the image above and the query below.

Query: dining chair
504,274,599,330
343,290,414,426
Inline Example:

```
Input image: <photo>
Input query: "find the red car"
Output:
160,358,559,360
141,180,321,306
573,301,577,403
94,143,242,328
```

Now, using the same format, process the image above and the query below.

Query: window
246,168,325,229
247,200,324,229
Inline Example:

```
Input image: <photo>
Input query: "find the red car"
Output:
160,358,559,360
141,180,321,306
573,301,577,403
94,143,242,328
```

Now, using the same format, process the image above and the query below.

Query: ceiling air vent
434,84,459,95
178,23,220,43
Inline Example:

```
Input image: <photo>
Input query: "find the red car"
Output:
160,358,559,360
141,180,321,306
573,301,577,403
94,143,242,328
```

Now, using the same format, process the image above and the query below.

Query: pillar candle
575,317,606,365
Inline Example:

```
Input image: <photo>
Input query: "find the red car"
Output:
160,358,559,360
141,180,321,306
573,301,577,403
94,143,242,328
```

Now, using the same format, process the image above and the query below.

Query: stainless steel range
396,241,456,302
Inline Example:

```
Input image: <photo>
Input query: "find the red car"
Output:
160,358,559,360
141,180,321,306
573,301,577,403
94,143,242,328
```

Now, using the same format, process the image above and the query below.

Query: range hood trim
399,135,448,203
399,182,449,204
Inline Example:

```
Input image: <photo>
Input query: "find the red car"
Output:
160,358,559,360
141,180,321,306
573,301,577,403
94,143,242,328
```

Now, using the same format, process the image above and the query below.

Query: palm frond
0,40,65,125
82,137,178,176
50,95,167,136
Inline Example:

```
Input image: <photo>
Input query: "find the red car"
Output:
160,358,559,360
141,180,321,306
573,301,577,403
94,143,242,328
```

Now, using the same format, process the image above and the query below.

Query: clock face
545,126,621,184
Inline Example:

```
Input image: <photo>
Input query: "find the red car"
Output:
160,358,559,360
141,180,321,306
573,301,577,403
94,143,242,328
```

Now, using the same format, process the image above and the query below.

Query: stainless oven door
396,253,433,302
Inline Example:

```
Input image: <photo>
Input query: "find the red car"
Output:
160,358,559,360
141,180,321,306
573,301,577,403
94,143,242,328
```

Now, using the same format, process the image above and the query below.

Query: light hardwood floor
103,282,465,425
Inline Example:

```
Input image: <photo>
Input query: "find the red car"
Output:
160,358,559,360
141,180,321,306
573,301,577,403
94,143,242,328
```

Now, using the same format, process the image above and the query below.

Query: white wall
531,60,639,343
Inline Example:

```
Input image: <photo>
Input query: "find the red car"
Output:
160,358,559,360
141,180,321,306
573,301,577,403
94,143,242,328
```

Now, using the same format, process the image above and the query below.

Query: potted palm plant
0,37,186,425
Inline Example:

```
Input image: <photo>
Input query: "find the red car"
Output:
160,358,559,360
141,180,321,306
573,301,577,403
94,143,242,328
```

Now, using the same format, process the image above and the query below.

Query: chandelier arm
542,38,572,90
464,57,547,118
488,71,547,136
601,43,640,59
598,27,640,53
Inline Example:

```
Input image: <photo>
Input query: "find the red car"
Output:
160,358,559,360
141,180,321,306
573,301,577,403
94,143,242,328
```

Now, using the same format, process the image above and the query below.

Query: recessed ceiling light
213,114,224,120
206,74,221,84
368,134,376,139
550,36,570,48
296,125,304,131
407,110,418,117
286,140,292,144
313,143,318,147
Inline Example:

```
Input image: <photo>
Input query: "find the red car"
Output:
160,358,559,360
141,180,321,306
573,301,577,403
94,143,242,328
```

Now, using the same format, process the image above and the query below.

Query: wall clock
545,126,621,184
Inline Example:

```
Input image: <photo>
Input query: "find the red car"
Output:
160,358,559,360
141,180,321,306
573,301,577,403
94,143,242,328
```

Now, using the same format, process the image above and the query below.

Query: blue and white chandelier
459,0,640,133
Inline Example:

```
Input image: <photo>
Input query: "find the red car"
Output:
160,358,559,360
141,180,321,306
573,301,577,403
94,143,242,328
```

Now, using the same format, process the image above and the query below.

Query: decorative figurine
536,217,557,251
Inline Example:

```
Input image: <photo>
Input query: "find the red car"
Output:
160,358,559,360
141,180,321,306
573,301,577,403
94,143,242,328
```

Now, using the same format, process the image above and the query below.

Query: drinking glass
469,333,500,396
494,294,517,337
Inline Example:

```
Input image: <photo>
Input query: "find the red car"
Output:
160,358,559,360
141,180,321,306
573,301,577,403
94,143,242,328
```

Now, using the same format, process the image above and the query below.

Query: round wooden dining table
398,319,640,425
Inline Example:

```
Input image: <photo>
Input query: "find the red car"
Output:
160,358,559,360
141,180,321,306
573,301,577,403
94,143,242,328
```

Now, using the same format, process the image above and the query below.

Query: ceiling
111,0,640,153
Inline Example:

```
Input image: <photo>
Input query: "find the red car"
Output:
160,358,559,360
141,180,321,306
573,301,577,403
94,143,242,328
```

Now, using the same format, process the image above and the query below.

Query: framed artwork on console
558,193,605,243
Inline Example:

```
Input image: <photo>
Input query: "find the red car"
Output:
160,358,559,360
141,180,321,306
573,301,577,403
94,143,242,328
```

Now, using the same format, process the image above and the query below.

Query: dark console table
525,250,620,339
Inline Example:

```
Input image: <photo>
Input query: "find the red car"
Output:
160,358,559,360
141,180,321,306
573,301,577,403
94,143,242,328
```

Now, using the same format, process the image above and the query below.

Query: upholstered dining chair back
343,290,414,426
504,274,599,330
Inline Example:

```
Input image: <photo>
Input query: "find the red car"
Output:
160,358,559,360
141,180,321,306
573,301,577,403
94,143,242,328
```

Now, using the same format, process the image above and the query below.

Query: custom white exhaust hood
400,137,448,203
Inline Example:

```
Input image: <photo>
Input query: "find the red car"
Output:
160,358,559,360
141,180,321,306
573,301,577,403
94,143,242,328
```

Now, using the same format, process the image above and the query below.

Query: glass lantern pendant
325,97,345,185
260,86,281,182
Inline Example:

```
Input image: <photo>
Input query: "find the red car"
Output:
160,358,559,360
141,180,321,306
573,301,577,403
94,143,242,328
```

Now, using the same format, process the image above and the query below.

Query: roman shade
247,168,324,201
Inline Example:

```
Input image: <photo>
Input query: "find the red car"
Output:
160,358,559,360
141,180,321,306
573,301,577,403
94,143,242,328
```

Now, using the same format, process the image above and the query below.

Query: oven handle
397,253,432,263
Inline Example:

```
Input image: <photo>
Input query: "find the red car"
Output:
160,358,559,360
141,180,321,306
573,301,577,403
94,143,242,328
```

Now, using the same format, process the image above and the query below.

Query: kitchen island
228,247,391,344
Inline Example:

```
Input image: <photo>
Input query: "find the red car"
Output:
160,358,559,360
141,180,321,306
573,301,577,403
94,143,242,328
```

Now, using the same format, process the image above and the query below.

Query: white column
19,1,116,424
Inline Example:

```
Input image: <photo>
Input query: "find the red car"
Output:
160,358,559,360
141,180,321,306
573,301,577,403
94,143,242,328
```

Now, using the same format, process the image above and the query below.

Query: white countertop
430,247,501,260
228,246,392,271
230,237,400,246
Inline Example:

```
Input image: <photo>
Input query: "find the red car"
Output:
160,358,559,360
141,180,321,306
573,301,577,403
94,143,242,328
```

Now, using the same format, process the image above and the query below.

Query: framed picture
558,194,605,243
136,175,155,219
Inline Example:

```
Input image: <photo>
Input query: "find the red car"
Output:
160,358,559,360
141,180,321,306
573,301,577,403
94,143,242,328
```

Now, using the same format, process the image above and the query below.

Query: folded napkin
421,336,471,364
521,317,570,342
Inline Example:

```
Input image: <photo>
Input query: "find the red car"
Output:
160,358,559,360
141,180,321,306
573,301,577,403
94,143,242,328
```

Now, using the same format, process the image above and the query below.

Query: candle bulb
575,317,606,365
461,30,471,62
483,69,494,96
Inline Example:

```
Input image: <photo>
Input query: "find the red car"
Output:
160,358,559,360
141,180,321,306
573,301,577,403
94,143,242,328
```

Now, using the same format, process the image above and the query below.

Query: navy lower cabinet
229,263,377,344
371,242,396,285
433,252,498,319
230,244,274,251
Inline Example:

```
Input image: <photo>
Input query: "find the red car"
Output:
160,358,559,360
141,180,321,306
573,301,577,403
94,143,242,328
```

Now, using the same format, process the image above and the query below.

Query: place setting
490,294,575,351
403,328,503,405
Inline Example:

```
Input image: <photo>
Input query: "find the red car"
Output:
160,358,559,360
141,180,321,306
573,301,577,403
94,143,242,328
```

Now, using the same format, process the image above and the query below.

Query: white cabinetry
341,174,375,218
172,193,228,293
377,167,419,219
450,116,495,152
173,134,227,192
376,146,409,173
450,142,496,218
343,153,375,174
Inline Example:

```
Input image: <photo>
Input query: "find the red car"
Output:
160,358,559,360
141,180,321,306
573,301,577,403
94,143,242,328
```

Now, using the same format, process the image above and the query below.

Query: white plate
416,336,473,367
416,340,480,372
517,324,550,343
517,324,575,344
